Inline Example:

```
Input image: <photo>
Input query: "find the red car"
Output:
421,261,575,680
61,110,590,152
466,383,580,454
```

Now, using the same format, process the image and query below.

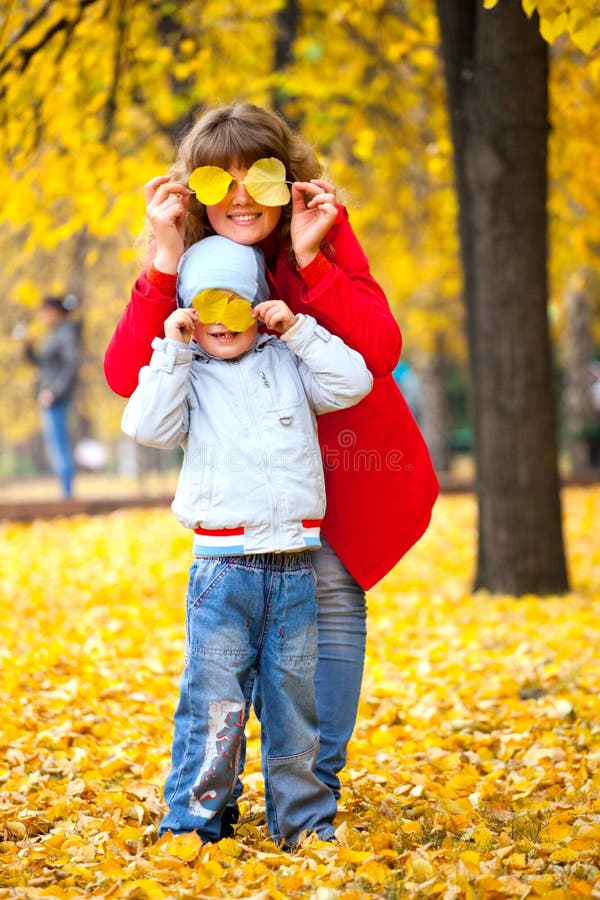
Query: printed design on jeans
189,700,244,819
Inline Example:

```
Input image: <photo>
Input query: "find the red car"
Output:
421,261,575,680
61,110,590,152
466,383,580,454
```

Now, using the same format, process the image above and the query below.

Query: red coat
104,208,438,589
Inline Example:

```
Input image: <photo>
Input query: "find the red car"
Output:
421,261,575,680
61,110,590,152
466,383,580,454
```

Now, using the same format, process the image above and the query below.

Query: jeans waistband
194,550,313,570
192,520,322,556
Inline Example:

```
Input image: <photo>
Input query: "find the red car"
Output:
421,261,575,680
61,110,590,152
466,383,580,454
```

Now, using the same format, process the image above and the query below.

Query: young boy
121,235,373,847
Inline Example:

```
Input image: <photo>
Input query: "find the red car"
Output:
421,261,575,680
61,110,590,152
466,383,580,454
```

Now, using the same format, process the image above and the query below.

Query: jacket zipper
234,360,280,547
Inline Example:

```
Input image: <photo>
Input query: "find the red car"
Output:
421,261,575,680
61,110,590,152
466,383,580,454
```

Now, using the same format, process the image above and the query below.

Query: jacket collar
191,332,276,363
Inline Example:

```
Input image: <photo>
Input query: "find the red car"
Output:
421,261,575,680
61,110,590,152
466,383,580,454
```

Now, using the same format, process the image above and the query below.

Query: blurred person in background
392,359,423,425
22,294,81,499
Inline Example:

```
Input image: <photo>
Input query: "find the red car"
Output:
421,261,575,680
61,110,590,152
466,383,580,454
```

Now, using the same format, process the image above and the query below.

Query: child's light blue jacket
121,315,372,555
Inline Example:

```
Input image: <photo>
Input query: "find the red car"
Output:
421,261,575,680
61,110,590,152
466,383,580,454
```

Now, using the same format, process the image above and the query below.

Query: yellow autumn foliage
519,0,600,52
0,486,598,897
1,1,600,454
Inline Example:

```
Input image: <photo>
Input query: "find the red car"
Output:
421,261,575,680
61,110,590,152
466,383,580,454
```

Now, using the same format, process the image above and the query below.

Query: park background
1,0,600,897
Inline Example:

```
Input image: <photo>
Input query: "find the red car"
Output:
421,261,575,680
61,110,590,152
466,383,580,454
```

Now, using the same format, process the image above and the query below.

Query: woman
104,102,438,822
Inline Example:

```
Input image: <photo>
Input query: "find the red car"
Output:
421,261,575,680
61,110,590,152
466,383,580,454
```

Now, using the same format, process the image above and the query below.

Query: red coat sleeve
103,271,177,398
290,207,402,377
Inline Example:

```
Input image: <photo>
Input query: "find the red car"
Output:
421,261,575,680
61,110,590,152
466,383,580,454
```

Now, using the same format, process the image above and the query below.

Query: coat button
280,416,293,426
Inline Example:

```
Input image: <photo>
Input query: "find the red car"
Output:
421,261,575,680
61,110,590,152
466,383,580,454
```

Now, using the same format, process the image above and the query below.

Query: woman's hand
144,176,191,274
290,179,338,268
164,308,198,344
253,300,298,334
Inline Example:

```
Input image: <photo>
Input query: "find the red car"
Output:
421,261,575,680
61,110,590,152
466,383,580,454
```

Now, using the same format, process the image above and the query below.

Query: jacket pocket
253,364,304,415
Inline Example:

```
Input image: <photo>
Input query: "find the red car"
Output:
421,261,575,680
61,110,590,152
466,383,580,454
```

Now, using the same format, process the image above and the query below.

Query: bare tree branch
101,0,129,142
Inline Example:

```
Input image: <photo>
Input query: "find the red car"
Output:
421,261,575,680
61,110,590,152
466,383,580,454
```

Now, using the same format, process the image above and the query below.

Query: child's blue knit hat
177,235,270,308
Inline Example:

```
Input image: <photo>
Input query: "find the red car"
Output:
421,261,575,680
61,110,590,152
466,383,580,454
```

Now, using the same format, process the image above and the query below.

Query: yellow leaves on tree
485,1,600,52
520,0,600,52
1,2,599,458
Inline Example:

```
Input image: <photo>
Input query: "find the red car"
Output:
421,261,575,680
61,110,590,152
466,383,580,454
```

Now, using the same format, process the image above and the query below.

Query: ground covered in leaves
0,487,599,899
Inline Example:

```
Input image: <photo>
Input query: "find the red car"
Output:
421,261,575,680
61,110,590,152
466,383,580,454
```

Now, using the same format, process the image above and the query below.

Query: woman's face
205,163,282,246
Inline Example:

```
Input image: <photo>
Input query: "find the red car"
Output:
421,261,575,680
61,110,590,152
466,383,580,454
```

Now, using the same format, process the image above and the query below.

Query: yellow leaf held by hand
192,289,255,332
223,298,256,331
242,158,291,206
188,166,233,204
192,288,229,324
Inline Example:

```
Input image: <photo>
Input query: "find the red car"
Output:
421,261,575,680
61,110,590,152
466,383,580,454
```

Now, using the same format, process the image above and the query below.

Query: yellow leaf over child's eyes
243,157,291,206
192,289,229,324
191,289,255,332
188,166,233,204
223,298,255,331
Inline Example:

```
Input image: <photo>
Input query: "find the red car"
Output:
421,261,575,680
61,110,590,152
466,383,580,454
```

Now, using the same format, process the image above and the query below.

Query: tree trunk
420,334,451,473
435,0,568,594
562,274,594,473
69,227,92,442
273,0,298,116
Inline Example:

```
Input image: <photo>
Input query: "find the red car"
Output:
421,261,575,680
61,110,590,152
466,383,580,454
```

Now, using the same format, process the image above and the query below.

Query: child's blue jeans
159,551,337,846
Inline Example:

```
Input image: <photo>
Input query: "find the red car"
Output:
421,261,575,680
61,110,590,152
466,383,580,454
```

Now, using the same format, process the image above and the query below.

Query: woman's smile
206,163,281,245
227,212,262,226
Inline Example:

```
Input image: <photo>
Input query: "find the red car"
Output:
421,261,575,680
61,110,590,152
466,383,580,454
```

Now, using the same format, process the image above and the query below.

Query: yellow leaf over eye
191,288,228,324
221,298,255,332
243,157,291,206
188,166,233,204
191,289,255,332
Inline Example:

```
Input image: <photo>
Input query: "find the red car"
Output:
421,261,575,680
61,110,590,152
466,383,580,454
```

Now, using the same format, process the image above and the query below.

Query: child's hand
164,308,198,344
145,176,191,274
290,179,338,268
253,300,298,334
